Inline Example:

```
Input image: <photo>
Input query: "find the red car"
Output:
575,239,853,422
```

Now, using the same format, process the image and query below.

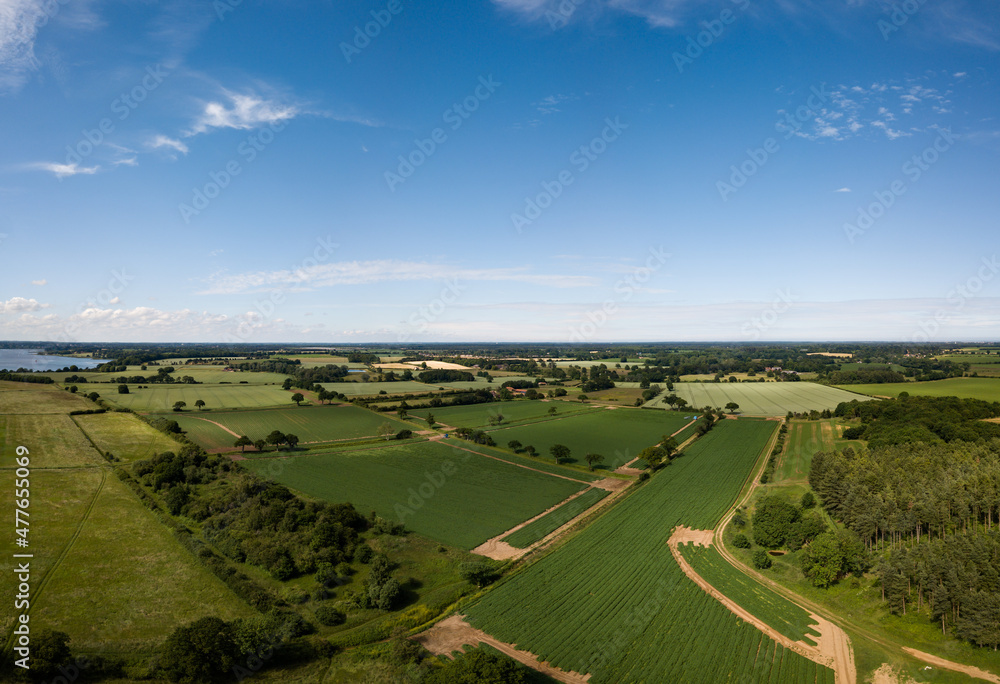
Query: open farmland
73,412,183,461
646,381,870,415
835,377,1000,403
319,380,435,396
3,414,103,467
464,420,837,682
173,405,411,450
0,381,96,414
409,400,600,429
774,419,864,483
680,543,821,644
502,486,609,548
93,383,296,411
485,407,693,468
243,439,587,549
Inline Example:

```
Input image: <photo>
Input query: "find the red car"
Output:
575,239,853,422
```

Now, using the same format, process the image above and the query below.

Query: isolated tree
752,549,773,570
585,453,604,471
317,388,331,404
172,401,186,412
725,401,740,414
87,392,100,401
639,445,667,470
507,440,523,453
266,430,286,450
285,433,300,449
377,423,395,441
752,495,800,548
674,397,688,411
663,394,678,410
253,439,266,452
397,407,408,419
195,399,206,411
732,533,752,549
234,436,252,452
426,412,436,427
548,406,557,416
524,445,537,457
68,385,78,393
118,384,129,394
550,444,571,463
291,392,305,406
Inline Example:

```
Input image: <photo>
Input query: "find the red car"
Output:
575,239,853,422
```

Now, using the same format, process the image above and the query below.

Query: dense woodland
811,396,1000,647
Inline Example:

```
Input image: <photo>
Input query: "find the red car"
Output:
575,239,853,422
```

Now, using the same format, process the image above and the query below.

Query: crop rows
466,420,835,681
680,543,820,644
502,487,609,548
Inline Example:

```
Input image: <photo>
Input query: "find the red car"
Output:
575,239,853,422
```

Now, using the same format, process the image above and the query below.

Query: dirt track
668,527,856,684
416,614,590,683
901,648,1000,683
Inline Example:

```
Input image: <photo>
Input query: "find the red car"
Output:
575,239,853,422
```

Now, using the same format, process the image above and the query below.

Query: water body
0,349,105,372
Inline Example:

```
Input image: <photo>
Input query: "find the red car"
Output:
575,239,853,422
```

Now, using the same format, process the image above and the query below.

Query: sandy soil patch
901,648,1000,683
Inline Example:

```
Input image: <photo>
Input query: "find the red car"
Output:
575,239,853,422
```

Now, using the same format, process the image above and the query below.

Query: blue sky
1,0,998,343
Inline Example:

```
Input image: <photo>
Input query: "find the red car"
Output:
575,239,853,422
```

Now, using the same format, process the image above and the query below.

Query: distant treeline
835,395,1000,448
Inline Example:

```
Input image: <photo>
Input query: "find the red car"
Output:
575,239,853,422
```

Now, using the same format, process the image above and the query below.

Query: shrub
732,533,751,549
752,549,772,570
315,606,346,626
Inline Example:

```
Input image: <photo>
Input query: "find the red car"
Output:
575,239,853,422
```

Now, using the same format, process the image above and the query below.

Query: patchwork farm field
836,377,1000,402
502,486,609,549
409,400,600,429
173,405,412,450
774,419,865,483
0,381,96,414
243,439,587,549
319,380,435,396
646,381,870,415
465,420,836,683
29,472,254,652
485,408,694,468
3,413,102,467
93,383,296,411
73,412,183,461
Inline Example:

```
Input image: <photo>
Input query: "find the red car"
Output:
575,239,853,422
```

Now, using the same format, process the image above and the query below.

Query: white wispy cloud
198,260,599,295
26,161,100,178
148,134,189,156
30,279,47,285
0,0,44,91
834,187,851,193
186,89,300,136
534,93,578,114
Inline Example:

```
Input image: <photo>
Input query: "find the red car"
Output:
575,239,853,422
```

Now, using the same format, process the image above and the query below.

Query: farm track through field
4,467,108,651
189,416,241,438
416,614,590,683
472,480,631,561
668,526,854,683
620,418,697,470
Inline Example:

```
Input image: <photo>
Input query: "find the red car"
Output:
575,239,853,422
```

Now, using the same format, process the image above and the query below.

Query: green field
0,382,96,414
465,420,834,682
409,400,600,429
502,486,609,548
89,383,297,411
73,412,183,461
319,380,436,396
680,543,821,644
173,405,412,450
836,377,1000,403
3,413,103,467
44,367,291,385
645,382,871,415
774,419,865,483
29,472,254,652
485,408,694,468
243,439,587,549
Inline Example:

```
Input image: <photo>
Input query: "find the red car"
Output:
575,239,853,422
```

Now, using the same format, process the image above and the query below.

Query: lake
0,349,106,372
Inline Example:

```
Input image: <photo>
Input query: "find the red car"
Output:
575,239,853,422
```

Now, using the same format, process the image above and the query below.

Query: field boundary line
4,467,108,652
437,440,595,485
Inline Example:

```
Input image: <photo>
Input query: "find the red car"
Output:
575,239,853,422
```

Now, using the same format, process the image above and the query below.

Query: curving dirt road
668,527,856,684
